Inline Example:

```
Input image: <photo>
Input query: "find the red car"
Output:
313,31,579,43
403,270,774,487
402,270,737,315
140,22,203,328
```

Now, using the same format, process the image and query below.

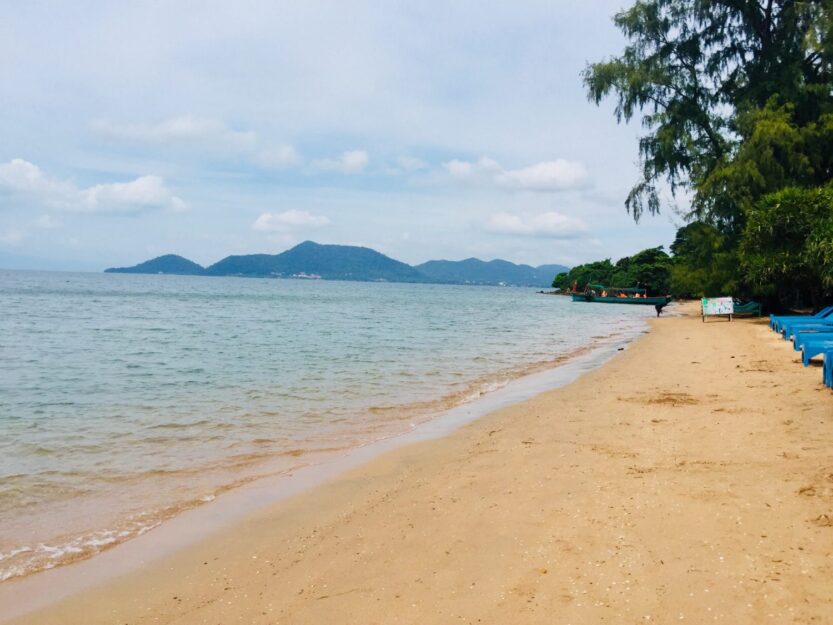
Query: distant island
105,241,568,287
105,254,206,276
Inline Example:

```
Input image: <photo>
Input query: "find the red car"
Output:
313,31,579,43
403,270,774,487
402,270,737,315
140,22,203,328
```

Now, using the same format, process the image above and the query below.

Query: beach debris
811,514,833,527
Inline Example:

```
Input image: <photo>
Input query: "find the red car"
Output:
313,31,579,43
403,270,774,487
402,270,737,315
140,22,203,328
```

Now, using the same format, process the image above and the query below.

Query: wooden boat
570,284,671,306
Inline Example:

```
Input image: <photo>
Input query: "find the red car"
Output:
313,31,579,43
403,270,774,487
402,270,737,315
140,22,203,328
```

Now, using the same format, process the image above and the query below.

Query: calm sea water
0,270,655,581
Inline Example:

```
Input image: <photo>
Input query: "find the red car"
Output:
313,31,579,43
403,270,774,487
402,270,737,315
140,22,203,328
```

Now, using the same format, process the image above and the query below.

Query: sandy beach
8,302,833,624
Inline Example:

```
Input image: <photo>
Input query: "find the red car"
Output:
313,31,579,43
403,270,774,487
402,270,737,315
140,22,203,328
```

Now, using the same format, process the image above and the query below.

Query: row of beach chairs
770,305,833,389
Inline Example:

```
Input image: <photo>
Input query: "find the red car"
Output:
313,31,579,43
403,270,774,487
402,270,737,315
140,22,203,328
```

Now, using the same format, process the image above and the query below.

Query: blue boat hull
571,294,671,306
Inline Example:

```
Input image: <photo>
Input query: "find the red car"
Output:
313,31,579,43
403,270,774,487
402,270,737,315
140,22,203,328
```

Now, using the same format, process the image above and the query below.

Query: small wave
461,379,510,402
144,419,208,430
0,546,33,563
0,458,324,582
0,481,96,508
0,531,121,582
0,504,182,582
360,343,597,428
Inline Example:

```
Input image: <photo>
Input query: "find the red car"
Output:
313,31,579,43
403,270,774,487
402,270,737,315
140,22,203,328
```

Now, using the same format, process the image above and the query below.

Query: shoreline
8,302,833,623
0,316,649,622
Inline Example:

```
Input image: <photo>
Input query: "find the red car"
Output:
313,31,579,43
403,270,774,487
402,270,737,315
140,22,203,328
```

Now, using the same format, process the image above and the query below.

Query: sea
0,270,656,583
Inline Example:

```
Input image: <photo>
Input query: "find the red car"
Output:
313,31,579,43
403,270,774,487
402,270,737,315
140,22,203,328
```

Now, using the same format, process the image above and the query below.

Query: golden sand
9,302,833,624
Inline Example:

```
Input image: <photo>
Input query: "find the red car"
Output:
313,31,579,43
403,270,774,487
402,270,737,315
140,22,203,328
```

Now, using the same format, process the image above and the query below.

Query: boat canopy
586,284,646,294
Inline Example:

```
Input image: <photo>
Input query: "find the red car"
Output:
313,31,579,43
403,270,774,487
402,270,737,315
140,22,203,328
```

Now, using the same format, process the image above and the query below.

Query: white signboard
701,296,734,320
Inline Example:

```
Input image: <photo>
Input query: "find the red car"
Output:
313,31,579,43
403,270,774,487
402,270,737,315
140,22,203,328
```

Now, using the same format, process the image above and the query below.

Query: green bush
741,185,833,308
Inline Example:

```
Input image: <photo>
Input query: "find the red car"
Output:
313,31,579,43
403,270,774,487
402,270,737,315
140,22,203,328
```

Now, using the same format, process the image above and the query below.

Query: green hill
205,241,427,282
415,258,568,287
105,254,206,275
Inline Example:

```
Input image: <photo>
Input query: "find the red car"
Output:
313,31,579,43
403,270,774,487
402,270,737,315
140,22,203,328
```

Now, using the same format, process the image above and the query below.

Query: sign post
701,297,734,322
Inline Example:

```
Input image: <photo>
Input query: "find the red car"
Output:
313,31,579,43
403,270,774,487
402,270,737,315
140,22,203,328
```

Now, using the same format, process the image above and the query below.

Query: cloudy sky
0,0,681,271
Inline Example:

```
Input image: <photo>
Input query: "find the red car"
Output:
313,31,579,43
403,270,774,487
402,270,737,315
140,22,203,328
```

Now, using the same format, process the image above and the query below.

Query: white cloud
311,150,369,174
444,156,587,191
92,115,257,152
253,209,331,232
341,151,369,173
255,145,302,169
0,158,71,195
80,175,186,213
444,159,475,178
0,158,42,190
397,156,428,172
496,159,587,191
485,211,588,238
0,159,186,214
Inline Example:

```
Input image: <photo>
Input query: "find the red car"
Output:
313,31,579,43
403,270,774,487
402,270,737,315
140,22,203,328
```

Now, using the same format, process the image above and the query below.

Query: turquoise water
0,270,654,581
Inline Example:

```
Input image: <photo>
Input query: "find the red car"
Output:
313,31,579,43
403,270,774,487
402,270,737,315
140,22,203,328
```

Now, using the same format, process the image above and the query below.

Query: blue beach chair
824,351,833,388
771,305,833,332
801,338,833,366
778,311,833,335
792,327,833,350
770,304,833,329
780,317,833,340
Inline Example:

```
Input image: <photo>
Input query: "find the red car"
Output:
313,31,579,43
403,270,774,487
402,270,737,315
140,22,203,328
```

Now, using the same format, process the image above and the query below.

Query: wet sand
8,302,833,624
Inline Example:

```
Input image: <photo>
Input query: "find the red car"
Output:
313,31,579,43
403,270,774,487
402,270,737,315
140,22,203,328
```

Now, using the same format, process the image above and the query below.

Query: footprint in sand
646,392,698,406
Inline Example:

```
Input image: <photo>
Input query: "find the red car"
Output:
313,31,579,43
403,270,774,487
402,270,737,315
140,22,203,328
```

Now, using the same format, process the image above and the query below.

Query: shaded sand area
8,302,833,624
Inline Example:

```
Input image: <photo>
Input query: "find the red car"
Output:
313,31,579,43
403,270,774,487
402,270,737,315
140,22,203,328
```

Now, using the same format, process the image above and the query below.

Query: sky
0,0,683,271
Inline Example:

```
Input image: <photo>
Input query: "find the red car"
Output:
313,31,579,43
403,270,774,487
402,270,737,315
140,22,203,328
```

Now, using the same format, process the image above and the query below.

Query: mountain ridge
105,242,569,287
